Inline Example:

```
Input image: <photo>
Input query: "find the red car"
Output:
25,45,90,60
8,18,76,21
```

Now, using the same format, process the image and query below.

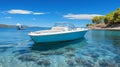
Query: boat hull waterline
29,30,87,43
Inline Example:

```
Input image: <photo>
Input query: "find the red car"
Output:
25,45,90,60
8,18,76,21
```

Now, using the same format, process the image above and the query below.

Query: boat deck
34,30,63,34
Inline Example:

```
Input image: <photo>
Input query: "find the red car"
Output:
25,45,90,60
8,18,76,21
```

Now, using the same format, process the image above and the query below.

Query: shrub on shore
87,8,120,28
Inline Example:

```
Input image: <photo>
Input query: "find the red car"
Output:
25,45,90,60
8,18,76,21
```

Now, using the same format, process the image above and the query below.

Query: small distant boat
16,23,25,30
28,23,88,43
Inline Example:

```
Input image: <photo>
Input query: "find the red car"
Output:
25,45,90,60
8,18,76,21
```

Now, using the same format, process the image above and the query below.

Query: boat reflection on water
31,38,86,51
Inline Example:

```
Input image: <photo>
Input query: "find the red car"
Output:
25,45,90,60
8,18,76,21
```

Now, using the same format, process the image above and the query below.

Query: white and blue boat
28,23,88,43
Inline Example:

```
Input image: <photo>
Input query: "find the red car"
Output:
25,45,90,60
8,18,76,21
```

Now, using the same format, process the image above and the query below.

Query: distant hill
0,24,16,28
0,24,30,28
0,24,50,28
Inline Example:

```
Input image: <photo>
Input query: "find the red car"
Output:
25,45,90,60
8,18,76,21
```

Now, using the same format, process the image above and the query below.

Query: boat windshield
54,22,75,29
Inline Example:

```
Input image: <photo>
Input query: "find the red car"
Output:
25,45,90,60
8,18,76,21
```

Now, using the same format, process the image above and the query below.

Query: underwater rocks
89,53,99,59
83,62,94,67
54,51,64,55
75,57,94,67
81,51,99,59
114,48,120,55
64,53,75,58
66,60,75,67
75,57,86,64
65,47,75,52
36,59,51,66
40,50,64,55
75,57,82,64
18,54,38,62
114,56,120,63
40,52,53,55
11,41,120,67
98,59,118,67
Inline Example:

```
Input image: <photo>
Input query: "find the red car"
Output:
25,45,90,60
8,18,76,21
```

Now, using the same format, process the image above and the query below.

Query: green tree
113,8,120,24
104,8,120,25
91,8,120,27
86,24,92,27
92,16,104,24
104,12,114,24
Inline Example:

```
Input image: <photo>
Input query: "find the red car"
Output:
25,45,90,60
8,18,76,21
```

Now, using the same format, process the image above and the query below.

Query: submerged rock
75,57,82,64
115,49,120,55
40,51,64,55
64,52,76,59
96,49,108,56
81,51,99,59
65,53,75,57
83,63,94,67
99,60,109,67
117,63,120,67
75,57,88,64
40,52,53,55
114,56,120,63
99,59,117,67
84,60,94,67
37,59,51,66
54,51,64,55
90,53,99,58
66,60,75,67
65,47,75,52
75,57,94,67
18,54,37,62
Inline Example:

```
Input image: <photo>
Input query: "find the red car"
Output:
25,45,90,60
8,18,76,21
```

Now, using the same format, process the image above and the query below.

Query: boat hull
29,30,87,43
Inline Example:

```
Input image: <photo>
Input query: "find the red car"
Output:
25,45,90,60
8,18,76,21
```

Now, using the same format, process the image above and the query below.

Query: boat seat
40,30,62,33
51,27,69,31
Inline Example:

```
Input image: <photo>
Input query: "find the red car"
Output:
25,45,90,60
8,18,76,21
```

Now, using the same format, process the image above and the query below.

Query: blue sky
0,0,120,27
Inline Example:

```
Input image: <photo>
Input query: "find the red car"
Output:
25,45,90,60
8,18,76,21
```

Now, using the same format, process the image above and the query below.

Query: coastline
88,24,120,30
89,27,120,30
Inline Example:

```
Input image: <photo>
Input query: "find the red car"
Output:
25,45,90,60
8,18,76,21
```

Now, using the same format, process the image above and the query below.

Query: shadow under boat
30,37,85,51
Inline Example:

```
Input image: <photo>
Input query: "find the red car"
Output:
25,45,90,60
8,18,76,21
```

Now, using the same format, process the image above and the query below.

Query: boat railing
53,22,76,31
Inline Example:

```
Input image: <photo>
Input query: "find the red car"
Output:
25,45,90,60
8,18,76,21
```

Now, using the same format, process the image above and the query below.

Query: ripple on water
0,30,120,67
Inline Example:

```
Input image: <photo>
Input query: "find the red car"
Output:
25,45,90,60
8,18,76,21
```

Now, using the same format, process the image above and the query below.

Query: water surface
0,28,120,67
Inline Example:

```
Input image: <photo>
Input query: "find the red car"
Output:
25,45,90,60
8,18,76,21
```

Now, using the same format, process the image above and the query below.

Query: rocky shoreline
90,27,120,30
88,24,120,30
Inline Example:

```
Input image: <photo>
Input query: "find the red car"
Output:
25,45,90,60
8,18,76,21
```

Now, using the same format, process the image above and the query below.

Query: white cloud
8,9,32,14
33,12,45,15
7,9,45,15
63,14,104,20
5,16,12,19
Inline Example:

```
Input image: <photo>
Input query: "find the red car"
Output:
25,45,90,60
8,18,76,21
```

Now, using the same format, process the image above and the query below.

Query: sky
0,0,120,27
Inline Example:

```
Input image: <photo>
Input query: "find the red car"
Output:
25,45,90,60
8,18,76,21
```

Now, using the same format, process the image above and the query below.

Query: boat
16,23,25,30
28,23,88,43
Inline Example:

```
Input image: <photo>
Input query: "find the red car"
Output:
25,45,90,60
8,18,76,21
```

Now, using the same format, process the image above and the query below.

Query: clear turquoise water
0,28,120,67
